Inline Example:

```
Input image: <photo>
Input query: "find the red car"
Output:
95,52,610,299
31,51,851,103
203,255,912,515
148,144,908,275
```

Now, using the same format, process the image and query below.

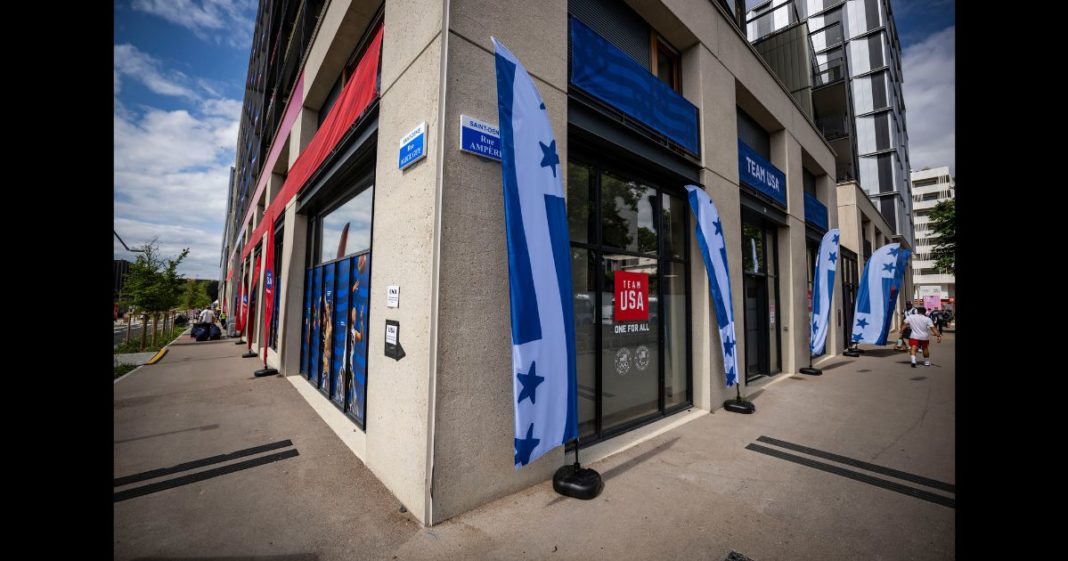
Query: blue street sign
459,114,501,161
399,122,427,170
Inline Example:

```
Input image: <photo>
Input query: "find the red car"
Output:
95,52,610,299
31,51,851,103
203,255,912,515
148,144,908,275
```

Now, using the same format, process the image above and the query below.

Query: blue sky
114,0,256,279
114,0,954,278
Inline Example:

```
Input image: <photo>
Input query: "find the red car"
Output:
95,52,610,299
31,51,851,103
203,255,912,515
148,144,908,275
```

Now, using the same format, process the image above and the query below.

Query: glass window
742,224,765,274
601,256,659,429
321,186,373,263
568,162,593,244
664,260,688,408
601,172,658,255
572,248,597,439
654,38,681,92
765,228,780,375
662,193,688,260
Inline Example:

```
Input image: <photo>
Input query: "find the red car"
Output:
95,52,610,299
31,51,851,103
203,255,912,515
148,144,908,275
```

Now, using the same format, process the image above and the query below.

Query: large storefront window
301,179,374,428
568,156,692,444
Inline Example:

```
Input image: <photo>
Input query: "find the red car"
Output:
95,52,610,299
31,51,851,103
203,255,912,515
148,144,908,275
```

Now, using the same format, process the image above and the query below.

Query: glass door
567,154,692,445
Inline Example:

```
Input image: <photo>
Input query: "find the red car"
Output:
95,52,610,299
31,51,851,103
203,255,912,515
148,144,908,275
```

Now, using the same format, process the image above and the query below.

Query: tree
123,239,190,316
180,279,212,310
929,199,955,275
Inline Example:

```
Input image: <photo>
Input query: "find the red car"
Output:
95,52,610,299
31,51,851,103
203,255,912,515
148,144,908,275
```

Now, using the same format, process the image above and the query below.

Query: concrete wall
362,0,445,525
429,0,570,526
279,201,308,376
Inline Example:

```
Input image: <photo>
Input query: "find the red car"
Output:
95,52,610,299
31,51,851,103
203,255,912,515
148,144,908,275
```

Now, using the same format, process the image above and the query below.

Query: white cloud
115,44,200,100
132,0,256,49
902,26,955,175
114,60,243,278
115,217,225,280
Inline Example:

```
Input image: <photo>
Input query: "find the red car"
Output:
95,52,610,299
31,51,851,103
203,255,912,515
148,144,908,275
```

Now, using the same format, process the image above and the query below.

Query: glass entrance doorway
840,247,859,351
568,153,692,445
741,215,781,381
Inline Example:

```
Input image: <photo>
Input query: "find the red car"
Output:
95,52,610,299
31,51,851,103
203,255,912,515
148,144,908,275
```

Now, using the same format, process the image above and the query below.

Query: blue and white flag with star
685,185,739,387
493,37,578,468
810,228,840,356
850,243,901,346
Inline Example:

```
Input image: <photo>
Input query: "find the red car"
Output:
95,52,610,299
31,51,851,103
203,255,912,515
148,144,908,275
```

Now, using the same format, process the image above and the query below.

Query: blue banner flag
685,185,739,387
493,37,578,468
879,247,912,341
850,243,901,345
810,229,840,356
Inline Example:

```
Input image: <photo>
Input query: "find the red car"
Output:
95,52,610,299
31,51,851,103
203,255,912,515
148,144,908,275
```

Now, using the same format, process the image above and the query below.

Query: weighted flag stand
843,343,861,357
553,437,603,500
723,383,755,414
799,354,823,376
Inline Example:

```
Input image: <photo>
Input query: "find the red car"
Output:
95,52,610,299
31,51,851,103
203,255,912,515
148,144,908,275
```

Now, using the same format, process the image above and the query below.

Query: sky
113,0,954,278
113,0,257,279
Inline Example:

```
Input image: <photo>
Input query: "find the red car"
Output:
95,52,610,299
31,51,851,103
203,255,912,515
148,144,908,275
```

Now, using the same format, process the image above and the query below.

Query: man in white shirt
900,306,941,367
198,307,216,324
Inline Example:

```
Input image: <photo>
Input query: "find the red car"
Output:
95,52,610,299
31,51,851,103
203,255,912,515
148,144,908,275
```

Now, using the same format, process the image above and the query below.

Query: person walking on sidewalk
900,306,941,367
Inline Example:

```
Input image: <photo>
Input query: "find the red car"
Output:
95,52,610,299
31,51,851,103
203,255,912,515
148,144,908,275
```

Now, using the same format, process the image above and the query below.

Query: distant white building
910,166,955,304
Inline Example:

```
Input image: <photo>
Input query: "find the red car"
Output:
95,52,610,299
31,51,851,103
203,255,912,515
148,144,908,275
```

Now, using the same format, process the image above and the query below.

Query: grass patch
114,324,189,354
114,363,139,379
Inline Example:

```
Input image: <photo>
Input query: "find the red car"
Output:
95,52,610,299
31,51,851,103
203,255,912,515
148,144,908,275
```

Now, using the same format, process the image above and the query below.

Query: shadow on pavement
862,349,904,358
131,551,318,555
115,424,220,444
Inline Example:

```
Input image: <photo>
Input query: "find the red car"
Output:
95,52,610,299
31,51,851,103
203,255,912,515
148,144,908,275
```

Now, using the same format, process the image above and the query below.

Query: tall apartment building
744,0,914,246
910,166,954,302
220,0,846,525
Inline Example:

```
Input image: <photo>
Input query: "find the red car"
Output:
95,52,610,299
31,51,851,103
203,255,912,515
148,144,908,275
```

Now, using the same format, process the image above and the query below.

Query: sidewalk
115,335,955,560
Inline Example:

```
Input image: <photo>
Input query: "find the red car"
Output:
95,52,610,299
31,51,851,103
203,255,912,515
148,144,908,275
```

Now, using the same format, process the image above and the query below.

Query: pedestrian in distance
899,306,941,367
894,301,917,351
932,308,946,335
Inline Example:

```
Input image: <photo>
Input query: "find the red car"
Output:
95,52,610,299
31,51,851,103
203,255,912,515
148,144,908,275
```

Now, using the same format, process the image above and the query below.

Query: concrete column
427,0,570,525
685,44,738,408
279,201,309,376
701,170,743,405
771,132,807,374
289,107,318,170
362,0,445,526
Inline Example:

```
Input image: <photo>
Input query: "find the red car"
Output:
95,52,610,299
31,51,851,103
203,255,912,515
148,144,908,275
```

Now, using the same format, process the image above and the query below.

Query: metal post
125,313,132,345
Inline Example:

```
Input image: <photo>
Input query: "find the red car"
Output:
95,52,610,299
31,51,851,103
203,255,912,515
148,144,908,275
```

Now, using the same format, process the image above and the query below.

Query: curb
113,327,190,385
144,348,169,365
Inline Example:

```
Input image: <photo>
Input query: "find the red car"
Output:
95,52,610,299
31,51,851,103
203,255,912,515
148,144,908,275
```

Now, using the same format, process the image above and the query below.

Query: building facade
221,0,845,526
909,166,954,303
744,0,914,246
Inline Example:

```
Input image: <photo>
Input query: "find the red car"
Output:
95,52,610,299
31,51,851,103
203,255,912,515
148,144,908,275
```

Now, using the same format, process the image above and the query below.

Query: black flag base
254,367,278,377
553,463,604,500
241,350,258,358
235,340,246,345
799,367,823,376
723,398,756,414
843,345,861,357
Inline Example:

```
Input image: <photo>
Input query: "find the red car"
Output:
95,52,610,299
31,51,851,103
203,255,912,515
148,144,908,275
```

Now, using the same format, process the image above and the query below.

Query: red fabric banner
239,24,383,265
261,227,276,365
247,252,262,349
235,276,246,333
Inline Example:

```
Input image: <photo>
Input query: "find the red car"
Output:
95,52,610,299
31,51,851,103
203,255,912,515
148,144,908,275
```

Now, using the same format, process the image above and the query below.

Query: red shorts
908,338,930,350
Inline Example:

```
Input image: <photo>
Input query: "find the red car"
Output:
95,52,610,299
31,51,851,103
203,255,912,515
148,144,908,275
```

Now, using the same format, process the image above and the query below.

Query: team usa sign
614,271,649,332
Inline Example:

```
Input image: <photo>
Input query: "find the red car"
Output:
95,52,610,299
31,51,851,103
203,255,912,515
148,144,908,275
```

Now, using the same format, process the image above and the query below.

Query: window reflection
321,186,373,263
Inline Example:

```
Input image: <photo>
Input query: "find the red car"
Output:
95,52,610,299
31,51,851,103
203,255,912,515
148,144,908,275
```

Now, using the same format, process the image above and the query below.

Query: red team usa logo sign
614,271,649,322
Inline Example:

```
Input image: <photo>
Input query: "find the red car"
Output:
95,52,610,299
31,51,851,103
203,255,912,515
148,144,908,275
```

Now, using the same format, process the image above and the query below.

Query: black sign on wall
384,319,405,361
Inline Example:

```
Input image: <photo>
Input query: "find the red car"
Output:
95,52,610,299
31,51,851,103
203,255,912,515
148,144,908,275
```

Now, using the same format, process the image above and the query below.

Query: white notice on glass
386,324,398,346
387,285,400,308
